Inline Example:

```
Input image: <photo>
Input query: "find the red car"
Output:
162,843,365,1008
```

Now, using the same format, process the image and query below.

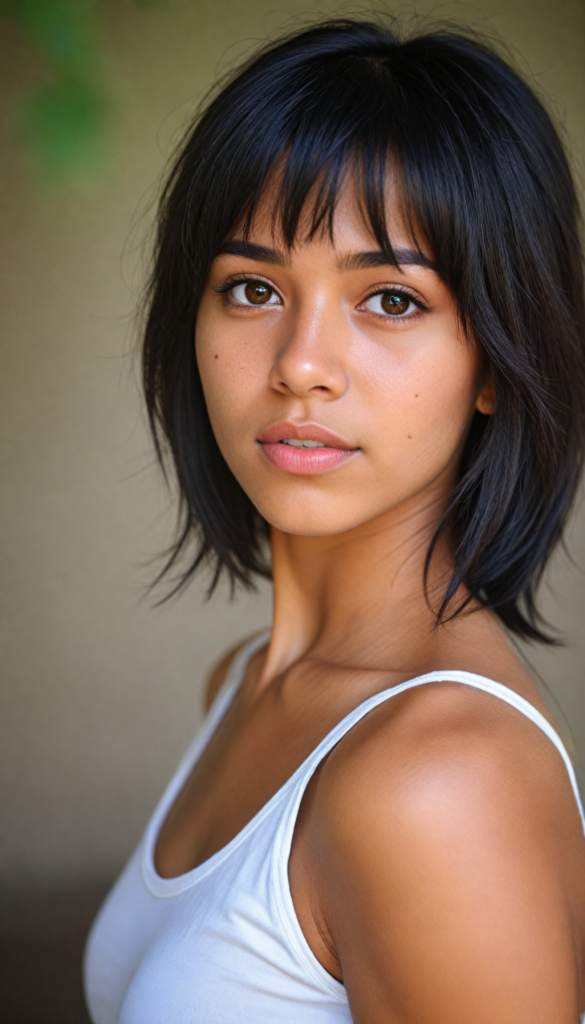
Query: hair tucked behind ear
142,15,585,641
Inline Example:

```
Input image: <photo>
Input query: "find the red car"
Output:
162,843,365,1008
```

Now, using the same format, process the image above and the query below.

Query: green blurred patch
16,74,107,181
1,0,155,185
8,0,97,73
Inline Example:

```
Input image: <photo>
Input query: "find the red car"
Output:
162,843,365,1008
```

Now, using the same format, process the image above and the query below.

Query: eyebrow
217,239,437,273
217,240,287,265
339,248,437,273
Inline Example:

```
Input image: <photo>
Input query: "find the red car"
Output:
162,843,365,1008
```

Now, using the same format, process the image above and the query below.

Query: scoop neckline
142,629,284,896
141,638,582,898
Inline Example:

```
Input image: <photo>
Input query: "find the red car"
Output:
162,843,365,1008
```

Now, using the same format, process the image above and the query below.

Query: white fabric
84,631,585,1024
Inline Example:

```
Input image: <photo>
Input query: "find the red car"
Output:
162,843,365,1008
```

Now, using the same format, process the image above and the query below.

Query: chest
84,756,349,1024
153,674,360,881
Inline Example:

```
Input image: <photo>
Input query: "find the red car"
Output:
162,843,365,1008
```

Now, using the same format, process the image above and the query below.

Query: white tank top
84,631,585,1024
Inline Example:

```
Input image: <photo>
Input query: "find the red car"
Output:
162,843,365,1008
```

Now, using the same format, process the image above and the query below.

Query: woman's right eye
230,281,280,306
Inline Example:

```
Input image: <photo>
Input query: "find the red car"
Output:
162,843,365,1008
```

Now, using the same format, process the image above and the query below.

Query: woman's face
196,184,493,538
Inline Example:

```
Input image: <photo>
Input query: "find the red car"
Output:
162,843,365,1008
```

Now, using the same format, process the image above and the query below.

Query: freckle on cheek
214,354,218,359
408,434,412,439
414,394,419,398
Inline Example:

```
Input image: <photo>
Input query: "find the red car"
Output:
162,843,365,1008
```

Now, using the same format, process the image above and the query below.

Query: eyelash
215,274,430,321
361,287,430,321
215,274,275,301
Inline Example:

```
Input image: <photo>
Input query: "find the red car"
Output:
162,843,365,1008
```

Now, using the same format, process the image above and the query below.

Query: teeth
280,438,327,448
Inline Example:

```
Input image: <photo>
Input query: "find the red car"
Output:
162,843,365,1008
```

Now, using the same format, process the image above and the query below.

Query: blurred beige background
0,1,583,1020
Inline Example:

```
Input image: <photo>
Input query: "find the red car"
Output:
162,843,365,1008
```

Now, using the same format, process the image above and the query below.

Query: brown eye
244,281,273,304
362,289,418,318
227,280,279,307
381,292,410,315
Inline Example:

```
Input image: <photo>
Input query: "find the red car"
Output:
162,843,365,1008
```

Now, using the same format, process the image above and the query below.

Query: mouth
257,421,359,475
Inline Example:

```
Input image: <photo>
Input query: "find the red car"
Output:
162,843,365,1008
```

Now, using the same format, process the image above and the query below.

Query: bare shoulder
203,632,264,711
319,677,582,843
308,680,585,1021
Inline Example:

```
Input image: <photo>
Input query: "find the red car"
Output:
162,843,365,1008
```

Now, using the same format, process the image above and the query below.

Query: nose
268,306,348,400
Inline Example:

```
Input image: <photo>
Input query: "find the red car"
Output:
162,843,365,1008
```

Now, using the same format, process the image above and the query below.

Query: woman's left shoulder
316,676,584,866
309,678,585,1022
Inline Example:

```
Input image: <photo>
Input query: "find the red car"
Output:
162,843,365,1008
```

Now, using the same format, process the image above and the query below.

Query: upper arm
312,688,581,1024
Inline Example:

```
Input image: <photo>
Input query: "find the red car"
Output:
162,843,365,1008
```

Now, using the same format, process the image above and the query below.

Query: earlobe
475,370,496,415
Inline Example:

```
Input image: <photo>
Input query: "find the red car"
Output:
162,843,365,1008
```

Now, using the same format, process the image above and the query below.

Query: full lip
256,420,360,476
257,420,358,450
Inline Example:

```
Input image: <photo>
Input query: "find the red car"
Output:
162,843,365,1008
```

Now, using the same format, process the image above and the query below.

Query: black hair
142,16,585,642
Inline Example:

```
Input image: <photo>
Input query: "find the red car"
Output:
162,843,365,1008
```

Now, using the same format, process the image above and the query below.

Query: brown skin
154,184,585,1021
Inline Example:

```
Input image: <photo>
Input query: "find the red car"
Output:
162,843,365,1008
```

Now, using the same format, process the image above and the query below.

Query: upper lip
257,421,357,449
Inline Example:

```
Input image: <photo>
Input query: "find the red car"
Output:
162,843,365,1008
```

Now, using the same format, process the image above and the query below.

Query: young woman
84,17,585,1024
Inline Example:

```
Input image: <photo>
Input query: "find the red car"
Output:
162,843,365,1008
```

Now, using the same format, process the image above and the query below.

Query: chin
269,517,354,537
251,493,378,538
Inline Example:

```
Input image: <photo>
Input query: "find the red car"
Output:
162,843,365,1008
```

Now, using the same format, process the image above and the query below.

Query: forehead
228,165,433,265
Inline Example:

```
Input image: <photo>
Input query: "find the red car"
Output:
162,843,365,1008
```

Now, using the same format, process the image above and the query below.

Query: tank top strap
270,669,585,989
210,637,584,831
282,669,585,833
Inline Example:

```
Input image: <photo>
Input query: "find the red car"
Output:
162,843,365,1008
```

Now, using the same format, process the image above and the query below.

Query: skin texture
154,183,585,1021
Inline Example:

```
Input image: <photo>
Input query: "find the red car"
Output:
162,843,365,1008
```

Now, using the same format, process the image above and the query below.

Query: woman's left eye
230,280,280,306
362,290,419,318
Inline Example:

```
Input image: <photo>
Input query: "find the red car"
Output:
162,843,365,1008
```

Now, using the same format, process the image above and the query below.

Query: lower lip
259,442,358,475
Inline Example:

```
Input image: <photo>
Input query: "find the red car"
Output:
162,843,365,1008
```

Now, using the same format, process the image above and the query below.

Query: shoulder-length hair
142,17,585,642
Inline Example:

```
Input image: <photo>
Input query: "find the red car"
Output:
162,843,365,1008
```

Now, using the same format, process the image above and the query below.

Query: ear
475,366,496,415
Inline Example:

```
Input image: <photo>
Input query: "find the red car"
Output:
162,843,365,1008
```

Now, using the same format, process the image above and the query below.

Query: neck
261,484,460,685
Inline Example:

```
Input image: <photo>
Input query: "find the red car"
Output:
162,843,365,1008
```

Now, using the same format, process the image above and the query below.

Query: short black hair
142,16,585,642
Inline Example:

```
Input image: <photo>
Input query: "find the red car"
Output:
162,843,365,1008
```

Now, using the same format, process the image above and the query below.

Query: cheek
195,304,267,441
359,330,479,471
